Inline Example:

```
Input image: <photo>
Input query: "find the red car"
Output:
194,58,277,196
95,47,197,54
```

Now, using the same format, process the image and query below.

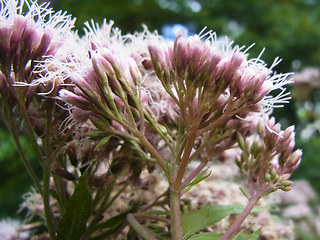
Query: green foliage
181,204,263,239
188,230,260,240
0,125,39,219
57,170,93,240
183,168,211,193
293,136,320,194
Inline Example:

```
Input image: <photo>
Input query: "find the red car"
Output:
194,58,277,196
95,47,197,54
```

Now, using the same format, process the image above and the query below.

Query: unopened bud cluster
237,117,302,195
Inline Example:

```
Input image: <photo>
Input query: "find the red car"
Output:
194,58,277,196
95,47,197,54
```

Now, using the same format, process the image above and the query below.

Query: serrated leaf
57,171,92,240
183,168,211,193
188,232,223,240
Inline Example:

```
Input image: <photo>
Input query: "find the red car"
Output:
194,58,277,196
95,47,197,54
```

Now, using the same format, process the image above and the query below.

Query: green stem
127,214,158,240
137,132,167,174
11,128,42,195
43,162,56,239
18,102,45,166
170,190,182,240
42,105,56,239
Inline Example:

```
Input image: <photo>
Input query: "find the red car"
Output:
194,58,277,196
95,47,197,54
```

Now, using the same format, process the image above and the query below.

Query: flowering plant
0,0,301,239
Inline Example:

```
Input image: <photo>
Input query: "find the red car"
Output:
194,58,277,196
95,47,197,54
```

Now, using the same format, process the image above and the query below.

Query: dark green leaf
93,203,139,232
57,170,93,240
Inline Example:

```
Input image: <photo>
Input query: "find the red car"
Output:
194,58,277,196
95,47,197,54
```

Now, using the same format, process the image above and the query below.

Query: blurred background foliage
0,124,40,219
1,0,320,227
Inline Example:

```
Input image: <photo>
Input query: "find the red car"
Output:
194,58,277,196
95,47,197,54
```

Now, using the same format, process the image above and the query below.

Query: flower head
0,0,75,79
148,32,292,129
237,117,302,195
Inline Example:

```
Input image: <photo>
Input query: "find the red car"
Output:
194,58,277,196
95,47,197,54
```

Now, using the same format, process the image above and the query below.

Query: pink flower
0,0,75,89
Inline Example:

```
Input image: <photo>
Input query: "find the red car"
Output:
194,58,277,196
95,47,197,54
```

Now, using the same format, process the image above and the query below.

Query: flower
0,219,29,240
237,117,302,195
0,0,75,82
148,32,292,129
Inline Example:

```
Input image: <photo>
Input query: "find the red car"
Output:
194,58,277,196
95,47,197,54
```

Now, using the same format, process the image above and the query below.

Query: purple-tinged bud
59,89,91,110
10,16,28,55
128,57,142,83
148,44,172,83
113,95,125,111
280,126,295,144
0,27,12,66
90,41,99,51
222,53,245,81
22,22,42,54
112,120,125,133
172,34,189,75
72,106,90,123
32,31,52,59
70,73,92,91
99,50,117,78
92,51,115,79
286,149,302,171
252,81,273,103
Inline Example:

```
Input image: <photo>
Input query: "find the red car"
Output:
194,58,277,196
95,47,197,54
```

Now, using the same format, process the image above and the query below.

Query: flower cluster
0,0,75,78
0,0,303,239
237,117,302,196
148,33,291,134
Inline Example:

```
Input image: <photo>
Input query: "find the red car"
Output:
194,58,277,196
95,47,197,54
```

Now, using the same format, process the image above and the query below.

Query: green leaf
182,205,265,240
92,203,139,232
183,168,211,193
93,211,128,231
182,204,245,239
188,232,223,240
57,171,93,240
239,187,249,200
95,135,112,149
232,229,261,240
187,229,261,240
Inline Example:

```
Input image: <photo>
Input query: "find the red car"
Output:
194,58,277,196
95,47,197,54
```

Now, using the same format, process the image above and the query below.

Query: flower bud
10,15,28,55
237,132,246,151
59,89,91,110
32,31,52,59
286,149,302,171
0,27,12,67
265,173,271,182
280,180,293,187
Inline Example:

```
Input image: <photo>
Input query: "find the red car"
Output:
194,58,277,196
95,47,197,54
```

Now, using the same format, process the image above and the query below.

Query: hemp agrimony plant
0,0,302,239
